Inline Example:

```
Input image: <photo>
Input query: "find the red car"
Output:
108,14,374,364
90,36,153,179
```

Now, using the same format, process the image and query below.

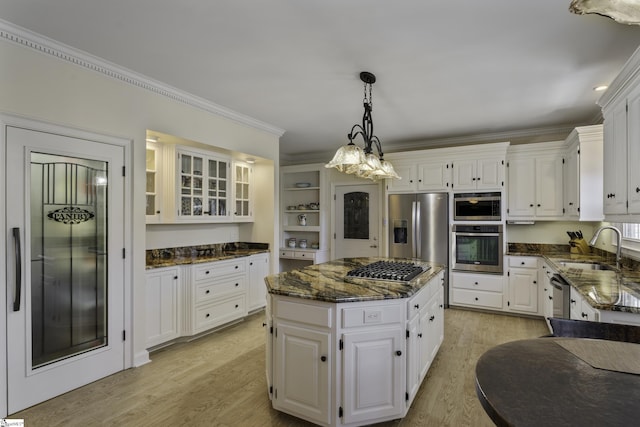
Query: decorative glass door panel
5,123,125,414
234,163,251,218
30,153,108,367
207,158,228,216
180,152,204,216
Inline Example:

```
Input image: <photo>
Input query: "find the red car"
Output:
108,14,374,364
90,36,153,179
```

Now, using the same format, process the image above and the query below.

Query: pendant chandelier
325,72,400,180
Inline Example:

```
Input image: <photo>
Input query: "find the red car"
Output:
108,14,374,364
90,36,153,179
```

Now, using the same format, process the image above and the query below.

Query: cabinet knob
205,290,210,294
250,262,253,266
429,315,435,321
235,283,239,287
581,312,588,318
533,281,537,284
439,304,443,308
235,304,239,308
537,204,541,207
418,333,423,338
636,187,640,193
205,271,210,275
476,177,481,181
156,210,161,214
521,262,525,265
474,281,478,285
173,276,178,280
235,265,239,269
548,295,553,300
396,350,402,356
472,177,476,181
206,313,210,318
570,299,576,304
568,202,573,206
414,304,420,309
321,356,327,362
262,322,267,327
475,297,479,301
529,204,534,207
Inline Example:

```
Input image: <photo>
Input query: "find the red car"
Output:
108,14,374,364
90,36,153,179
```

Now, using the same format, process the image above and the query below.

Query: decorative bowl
295,182,311,188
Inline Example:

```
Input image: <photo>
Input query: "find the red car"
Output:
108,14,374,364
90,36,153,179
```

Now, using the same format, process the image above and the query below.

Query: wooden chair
548,317,640,344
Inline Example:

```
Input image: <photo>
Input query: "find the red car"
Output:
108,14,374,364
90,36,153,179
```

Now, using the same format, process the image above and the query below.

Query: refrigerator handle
415,201,422,259
411,201,417,258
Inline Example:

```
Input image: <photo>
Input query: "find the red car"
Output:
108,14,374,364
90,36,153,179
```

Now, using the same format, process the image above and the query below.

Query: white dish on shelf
295,182,311,188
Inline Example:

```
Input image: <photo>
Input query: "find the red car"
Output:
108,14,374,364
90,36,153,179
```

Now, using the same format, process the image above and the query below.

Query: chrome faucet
588,226,622,270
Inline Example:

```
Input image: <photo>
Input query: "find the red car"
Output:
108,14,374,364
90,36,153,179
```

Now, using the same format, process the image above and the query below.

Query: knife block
570,238,590,255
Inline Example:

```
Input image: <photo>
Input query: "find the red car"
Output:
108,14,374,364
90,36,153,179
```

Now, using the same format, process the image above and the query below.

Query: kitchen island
264,257,445,427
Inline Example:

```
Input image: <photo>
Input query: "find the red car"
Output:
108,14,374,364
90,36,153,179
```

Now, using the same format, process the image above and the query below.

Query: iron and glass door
5,125,125,414
335,184,379,259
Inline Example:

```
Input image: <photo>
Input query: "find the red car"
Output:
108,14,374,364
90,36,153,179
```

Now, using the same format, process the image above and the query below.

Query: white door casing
3,116,131,415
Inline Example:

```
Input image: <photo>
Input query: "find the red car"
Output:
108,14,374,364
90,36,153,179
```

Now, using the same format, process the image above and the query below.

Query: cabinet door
452,159,477,190
603,100,628,215
508,268,538,314
178,151,206,218
145,268,180,348
535,156,564,217
146,142,162,223
406,314,420,405
273,322,331,425
507,157,535,217
476,158,503,190
233,162,253,221
248,253,269,311
417,160,452,191
342,327,405,424
627,86,640,213
206,157,229,218
564,144,579,218
386,163,417,192
425,285,444,371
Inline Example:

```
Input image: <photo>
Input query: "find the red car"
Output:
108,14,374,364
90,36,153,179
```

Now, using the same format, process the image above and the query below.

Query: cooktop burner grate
346,261,429,282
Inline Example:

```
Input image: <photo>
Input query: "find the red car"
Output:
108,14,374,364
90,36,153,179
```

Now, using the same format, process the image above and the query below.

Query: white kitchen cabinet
506,256,538,315
452,158,504,191
146,142,163,223
188,258,247,335
569,287,599,322
599,49,640,221
406,272,444,406
247,252,270,312
280,164,329,271
342,327,405,424
385,161,418,192
506,142,564,220
450,272,504,310
417,159,453,191
273,321,331,425
563,125,604,221
233,161,253,221
145,267,180,348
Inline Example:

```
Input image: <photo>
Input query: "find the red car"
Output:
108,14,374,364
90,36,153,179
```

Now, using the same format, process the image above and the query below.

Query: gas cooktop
346,261,429,282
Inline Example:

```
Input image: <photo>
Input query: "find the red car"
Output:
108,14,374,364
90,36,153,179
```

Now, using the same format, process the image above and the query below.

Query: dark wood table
475,338,640,427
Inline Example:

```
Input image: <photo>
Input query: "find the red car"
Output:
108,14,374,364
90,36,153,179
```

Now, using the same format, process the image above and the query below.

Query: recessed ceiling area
2,1,639,164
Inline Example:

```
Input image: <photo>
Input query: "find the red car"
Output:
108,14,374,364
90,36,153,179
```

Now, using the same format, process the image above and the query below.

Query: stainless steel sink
556,261,615,271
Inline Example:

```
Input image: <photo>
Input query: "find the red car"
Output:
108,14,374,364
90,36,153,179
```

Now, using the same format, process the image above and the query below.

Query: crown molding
0,19,285,137
598,44,640,109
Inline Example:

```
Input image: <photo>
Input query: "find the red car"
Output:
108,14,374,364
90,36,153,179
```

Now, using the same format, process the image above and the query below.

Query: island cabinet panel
342,327,405,424
406,271,444,406
273,321,331,426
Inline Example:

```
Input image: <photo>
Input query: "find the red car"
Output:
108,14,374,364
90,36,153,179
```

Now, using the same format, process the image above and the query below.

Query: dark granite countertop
265,257,444,303
506,244,640,314
146,242,269,269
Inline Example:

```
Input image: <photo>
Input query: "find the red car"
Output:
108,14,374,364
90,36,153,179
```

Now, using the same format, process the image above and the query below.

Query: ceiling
2,1,640,164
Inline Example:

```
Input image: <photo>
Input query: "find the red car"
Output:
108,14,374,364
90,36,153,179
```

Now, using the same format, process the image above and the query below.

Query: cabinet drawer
508,256,538,268
452,274,503,293
193,259,246,282
280,250,295,258
342,302,404,328
194,294,246,332
294,251,315,260
275,299,332,327
195,275,246,304
407,283,434,319
452,289,503,309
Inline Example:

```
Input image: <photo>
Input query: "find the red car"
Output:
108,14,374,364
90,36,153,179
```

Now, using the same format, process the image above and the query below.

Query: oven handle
454,232,502,237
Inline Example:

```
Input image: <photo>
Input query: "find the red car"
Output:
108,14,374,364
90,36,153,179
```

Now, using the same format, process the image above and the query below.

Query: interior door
334,184,379,259
5,125,125,414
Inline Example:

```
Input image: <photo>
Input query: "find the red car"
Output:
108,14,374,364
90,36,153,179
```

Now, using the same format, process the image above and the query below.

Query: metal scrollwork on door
343,191,369,240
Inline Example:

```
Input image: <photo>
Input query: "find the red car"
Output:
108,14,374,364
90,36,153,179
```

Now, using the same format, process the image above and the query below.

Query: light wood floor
12,308,548,426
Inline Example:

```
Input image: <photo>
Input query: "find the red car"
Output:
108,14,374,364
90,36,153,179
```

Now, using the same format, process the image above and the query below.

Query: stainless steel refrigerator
388,193,449,306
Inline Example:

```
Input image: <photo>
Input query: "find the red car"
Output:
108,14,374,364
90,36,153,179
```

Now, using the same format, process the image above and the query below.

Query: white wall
0,36,280,377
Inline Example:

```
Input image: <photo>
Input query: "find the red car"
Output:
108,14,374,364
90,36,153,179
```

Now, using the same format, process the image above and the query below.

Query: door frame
0,113,133,416
330,181,384,260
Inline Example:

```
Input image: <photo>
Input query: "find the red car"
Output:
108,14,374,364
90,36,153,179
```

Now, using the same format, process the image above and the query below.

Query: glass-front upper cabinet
233,162,253,221
146,142,162,223
177,148,230,221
